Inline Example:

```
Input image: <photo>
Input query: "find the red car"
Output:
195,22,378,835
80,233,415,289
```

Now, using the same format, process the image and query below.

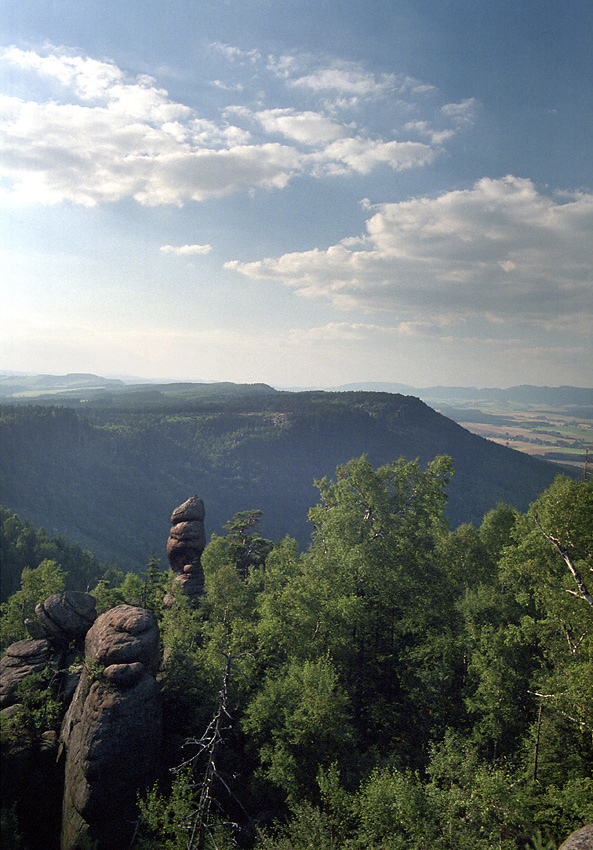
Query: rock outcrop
34,591,97,645
0,592,97,711
559,825,593,850
0,593,98,850
60,605,162,850
0,638,53,709
164,495,206,607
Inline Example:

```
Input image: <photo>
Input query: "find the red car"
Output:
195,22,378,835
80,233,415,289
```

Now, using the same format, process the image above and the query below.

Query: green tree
243,655,355,804
301,455,454,760
0,559,66,649
499,476,593,782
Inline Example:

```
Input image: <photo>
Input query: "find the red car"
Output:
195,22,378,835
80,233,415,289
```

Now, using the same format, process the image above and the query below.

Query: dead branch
533,514,593,608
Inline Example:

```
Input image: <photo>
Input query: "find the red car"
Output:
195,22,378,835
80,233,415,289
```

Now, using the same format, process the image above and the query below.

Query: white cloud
160,244,212,255
249,108,347,145
0,47,306,205
319,136,436,174
226,176,593,325
210,79,244,92
288,65,397,97
0,45,474,206
441,97,478,125
210,43,261,64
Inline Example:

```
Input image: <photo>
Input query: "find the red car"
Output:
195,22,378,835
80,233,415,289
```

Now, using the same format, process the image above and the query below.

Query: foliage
137,768,199,850
0,505,104,602
1,459,591,850
0,668,63,747
243,655,354,804
0,806,23,850
0,559,66,650
0,390,569,575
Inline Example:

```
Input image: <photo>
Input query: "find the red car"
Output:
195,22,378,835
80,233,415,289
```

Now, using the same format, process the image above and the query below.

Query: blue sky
1,0,591,387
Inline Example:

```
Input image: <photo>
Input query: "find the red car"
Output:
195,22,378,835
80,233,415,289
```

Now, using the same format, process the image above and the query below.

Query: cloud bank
0,45,472,206
226,176,593,328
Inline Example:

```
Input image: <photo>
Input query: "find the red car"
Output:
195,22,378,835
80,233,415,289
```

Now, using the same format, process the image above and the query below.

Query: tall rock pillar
60,605,162,850
164,495,206,607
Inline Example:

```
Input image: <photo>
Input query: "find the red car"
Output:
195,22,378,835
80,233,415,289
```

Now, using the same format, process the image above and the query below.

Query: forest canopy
1,456,592,850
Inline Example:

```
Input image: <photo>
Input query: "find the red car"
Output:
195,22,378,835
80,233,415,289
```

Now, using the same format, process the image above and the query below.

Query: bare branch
533,514,593,608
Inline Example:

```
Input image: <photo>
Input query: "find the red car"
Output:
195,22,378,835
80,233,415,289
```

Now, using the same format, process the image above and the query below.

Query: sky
0,0,592,389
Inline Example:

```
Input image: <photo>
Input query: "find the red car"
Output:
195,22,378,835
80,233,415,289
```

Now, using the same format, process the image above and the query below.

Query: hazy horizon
1,369,592,393
1,1,591,388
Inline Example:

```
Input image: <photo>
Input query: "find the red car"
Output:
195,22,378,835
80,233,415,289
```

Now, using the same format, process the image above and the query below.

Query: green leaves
243,656,354,804
0,559,66,649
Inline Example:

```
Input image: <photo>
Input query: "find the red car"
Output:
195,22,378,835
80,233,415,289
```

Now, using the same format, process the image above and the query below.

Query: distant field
443,410,592,472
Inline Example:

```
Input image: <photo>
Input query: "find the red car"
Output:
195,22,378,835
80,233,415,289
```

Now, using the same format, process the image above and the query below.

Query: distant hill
330,382,593,411
3,373,591,412
0,385,574,574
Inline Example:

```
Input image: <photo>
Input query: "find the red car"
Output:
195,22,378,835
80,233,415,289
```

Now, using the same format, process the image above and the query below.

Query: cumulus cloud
160,244,212,255
441,97,478,125
319,136,436,174
247,108,347,145
0,47,306,205
0,45,473,206
210,43,262,64
288,65,397,97
226,176,593,325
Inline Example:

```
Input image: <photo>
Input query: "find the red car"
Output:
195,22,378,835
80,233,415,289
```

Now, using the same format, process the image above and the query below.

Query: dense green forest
1,456,591,850
0,387,573,575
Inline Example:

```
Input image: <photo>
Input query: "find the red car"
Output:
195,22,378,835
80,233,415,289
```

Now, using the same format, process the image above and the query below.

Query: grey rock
60,607,163,850
171,495,205,524
1,703,23,721
166,534,205,570
3,638,52,661
25,617,47,639
84,605,160,673
43,592,97,637
102,661,145,687
0,639,52,708
33,591,96,645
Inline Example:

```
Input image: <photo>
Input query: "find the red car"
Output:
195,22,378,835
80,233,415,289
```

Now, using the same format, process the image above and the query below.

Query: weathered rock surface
170,494,205,524
0,638,52,708
559,825,593,850
60,605,162,850
1,637,65,850
84,604,160,672
164,495,206,606
34,591,97,644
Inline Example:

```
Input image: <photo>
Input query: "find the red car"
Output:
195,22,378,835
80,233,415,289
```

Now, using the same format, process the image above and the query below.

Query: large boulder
60,606,162,850
34,592,96,645
84,604,160,672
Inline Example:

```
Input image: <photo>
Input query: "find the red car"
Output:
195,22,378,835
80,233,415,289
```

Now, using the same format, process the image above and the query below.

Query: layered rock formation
60,605,162,850
33,591,97,645
1,499,208,848
0,591,97,710
0,592,98,850
164,495,206,607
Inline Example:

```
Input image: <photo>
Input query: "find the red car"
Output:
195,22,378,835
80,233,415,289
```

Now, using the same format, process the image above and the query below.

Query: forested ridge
1,456,591,850
0,388,573,575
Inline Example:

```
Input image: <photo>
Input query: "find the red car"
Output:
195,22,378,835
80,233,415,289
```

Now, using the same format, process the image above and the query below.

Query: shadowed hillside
0,386,572,572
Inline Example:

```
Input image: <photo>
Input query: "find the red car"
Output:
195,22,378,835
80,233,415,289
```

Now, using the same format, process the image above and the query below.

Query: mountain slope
0,389,571,572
